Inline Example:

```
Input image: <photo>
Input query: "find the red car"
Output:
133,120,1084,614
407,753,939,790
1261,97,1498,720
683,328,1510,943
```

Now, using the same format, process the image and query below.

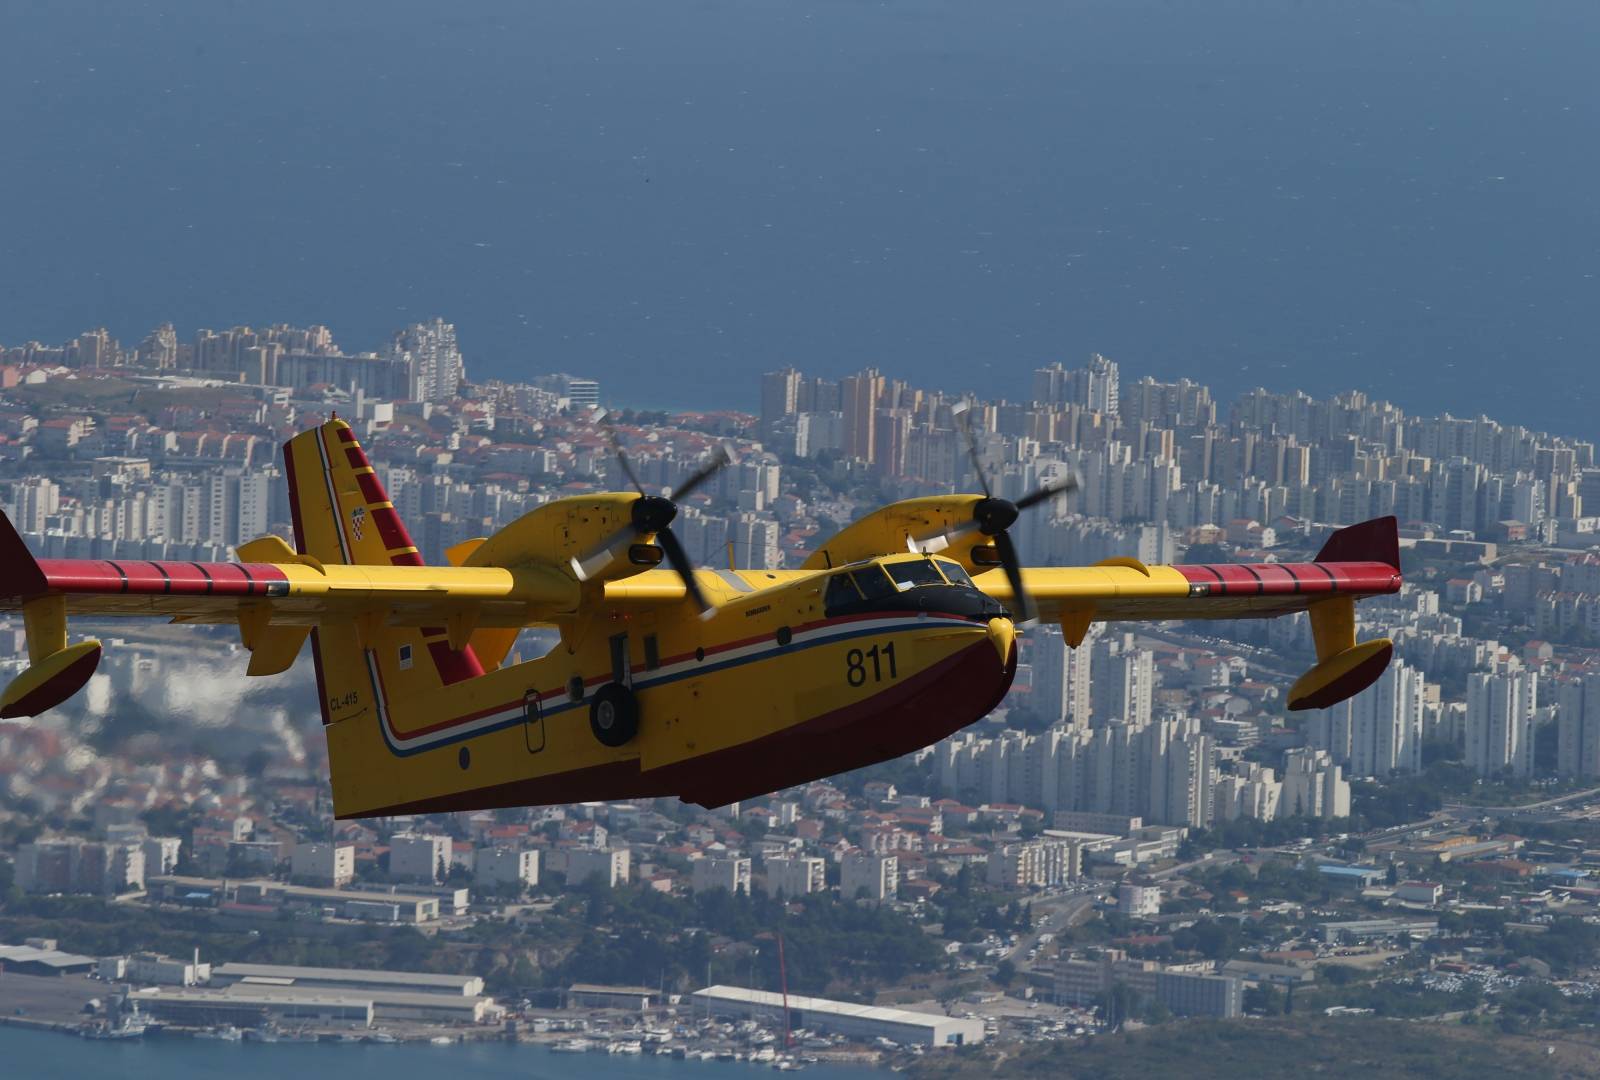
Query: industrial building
1318,917,1439,943
128,987,374,1028
209,961,484,998
692,985,984,1047
0,941,96,976
566,983,660,1010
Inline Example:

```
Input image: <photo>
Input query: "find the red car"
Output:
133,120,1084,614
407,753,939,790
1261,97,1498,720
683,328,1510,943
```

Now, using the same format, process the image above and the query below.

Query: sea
1,0,1597,433
0,1025,881,1080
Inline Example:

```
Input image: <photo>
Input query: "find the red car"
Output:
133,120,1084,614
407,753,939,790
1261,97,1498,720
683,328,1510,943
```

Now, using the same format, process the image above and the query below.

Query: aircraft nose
986,617,1015,665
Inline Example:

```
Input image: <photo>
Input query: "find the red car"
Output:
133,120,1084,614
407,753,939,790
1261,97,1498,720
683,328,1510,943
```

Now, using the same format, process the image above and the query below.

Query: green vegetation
908,1016,1581,1079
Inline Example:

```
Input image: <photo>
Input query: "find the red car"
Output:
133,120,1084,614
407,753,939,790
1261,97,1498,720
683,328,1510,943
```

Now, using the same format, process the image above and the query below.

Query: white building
1117,883,1162,917
1349,659,1426,777
474,848,539,890
141,837,183,878
762,856,827,898
1466,668,1538,778
389,834,452,884
692,985,983,1048
388,318,466,403
566,848,630,888
1279,748,1351,819
987,840,1079,889
691,857,752,896
840,852,897,902
1558,672,1600,779
291,842,355,888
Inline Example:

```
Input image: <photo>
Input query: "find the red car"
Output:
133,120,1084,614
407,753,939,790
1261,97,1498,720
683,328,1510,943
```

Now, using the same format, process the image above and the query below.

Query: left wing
976,516,1403,710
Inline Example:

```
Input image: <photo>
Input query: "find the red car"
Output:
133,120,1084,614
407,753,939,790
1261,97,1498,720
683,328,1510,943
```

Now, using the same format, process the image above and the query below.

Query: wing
973,516,1401,628
975,517,1404,710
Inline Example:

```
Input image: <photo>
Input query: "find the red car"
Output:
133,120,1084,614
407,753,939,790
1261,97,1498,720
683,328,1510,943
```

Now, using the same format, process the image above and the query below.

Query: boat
244,1027,280,1043
368,1031,399,1044
430,1036,455,1046
608,1039,643,1054
196,1025,243,1042
79,1020,148,1040
551,1037,593,1053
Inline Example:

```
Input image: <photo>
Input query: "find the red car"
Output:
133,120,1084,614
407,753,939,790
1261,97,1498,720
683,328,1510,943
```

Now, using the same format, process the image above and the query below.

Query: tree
994,959,1017,987
1243,984,1284,1015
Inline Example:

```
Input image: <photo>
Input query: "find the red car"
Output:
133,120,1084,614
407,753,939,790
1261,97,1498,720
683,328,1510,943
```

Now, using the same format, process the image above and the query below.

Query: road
1442,784,1600,817
1007,891,1101,963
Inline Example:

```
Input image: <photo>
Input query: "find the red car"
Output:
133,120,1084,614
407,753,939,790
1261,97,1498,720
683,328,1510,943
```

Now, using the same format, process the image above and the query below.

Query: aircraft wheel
589,683,640,747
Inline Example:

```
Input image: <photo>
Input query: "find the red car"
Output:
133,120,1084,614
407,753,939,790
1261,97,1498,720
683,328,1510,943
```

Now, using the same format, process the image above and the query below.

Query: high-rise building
389,318,466,402
1349,659,1426,777
762,856,827,897
839,369,884,463
566,848,631,887
1279,748,1351,819
840,852,897,902
1027,625,1092,729
759,368,802,435
290,842,355,888
476,849,540,889
388,833,452,883
1557,672,1600,779
1465,668,1538,778
691,857,752,895
1091,633,1154,727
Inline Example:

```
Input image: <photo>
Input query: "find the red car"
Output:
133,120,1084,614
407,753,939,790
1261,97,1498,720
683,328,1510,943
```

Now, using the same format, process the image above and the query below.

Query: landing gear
589,682,640,747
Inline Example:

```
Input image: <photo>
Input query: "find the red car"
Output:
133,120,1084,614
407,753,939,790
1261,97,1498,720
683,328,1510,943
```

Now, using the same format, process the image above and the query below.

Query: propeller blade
670,445,731,502
992,529,1032,625
1015,472,1079,512
606,434,646,495
571,525,635,582
956,409,993,499
655,525,711,615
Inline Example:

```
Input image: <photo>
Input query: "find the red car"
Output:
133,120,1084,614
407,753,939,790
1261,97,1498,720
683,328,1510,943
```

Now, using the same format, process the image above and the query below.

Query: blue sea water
0,1024,880,1080
1,1,1596,435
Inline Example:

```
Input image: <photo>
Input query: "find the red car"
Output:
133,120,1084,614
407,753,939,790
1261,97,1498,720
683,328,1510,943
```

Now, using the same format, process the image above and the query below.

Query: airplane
0,418,1402,818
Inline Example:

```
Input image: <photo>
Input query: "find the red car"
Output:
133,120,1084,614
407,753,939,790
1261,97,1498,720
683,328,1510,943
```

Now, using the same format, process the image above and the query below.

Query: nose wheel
589,682,640,747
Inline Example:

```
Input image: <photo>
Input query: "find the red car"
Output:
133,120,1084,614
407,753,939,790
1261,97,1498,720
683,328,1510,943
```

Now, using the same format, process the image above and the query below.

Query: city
3,325,1600,1073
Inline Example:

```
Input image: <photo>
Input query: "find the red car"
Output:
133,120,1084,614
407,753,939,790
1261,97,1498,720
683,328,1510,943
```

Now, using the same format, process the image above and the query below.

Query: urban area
5,320,1600,1072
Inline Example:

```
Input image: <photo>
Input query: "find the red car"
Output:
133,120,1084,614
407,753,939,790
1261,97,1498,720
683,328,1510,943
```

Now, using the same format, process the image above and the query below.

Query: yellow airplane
0,419,1401,818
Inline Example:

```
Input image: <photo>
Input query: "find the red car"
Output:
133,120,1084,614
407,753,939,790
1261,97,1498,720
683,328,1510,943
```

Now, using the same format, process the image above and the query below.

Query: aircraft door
523,689,545,753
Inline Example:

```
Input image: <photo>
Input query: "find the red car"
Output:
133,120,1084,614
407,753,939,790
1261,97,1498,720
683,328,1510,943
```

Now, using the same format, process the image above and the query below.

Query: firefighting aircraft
0,418,1401,818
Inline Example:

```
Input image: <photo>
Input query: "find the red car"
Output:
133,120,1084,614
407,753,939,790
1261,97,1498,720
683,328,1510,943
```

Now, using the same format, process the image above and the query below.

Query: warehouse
128,987,373,1028
691,986,984,1047
0,942,96,977
210,961,483,998
219,983,498,1024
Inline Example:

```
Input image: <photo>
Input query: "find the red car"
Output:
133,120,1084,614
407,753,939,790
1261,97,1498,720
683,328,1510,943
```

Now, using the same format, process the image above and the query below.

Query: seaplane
0,418,1401,817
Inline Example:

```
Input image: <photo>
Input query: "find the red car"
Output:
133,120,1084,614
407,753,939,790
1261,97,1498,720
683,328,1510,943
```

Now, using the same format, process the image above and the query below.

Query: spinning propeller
570,414,729,616
909,405,1078,623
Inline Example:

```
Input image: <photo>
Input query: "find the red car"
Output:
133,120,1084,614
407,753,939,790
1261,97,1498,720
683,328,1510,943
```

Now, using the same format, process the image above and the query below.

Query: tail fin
1315,515,1400,571
282,421,487,814
283,418,424,568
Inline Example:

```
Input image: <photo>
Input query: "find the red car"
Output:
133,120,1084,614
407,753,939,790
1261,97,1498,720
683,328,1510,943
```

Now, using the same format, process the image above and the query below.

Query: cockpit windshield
850,565,899,601
935,560,974,587
886,559,949,591
821,557,1005,620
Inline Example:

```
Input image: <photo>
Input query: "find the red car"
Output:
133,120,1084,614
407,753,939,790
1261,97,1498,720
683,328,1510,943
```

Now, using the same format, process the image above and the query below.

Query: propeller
570,416,730,616
909,405,1078,623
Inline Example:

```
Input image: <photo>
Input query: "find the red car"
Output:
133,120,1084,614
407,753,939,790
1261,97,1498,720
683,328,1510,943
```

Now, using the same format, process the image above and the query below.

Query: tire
589,682,640,747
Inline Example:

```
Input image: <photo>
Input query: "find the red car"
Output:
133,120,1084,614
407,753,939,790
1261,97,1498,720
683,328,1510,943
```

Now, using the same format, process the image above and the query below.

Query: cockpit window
936,560,974,587
886,559,950,591
824,573,861,609
850,566,898,601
